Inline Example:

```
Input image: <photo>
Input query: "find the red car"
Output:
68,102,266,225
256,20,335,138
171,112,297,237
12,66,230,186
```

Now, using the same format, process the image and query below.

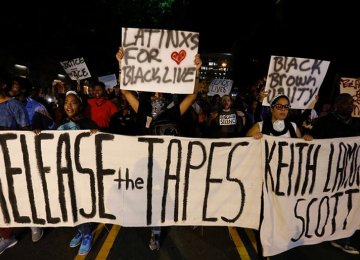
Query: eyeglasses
272,104,291,110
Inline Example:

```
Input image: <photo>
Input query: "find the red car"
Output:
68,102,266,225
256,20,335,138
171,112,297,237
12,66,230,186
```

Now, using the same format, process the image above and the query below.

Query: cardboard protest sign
339,77,360,117
98,74,118,89
263,56,330,109
120,28,199,94
60,57,91,80
208,79,233,97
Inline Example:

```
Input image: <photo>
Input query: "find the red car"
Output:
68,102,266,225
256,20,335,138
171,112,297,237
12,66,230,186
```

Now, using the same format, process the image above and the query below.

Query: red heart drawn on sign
171,50,187,65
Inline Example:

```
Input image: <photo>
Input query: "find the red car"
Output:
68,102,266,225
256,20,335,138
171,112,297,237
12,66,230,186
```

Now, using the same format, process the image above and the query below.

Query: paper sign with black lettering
208,79,233,97
120,28,199,94
263,56,330,109
60,57,91,80
260,135,360,256
98,74,118,89
339,77,360,117
0,131,261,229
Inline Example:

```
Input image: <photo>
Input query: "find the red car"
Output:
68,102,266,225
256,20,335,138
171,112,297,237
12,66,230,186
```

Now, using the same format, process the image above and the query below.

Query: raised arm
116,47,139,113
179,54,202,115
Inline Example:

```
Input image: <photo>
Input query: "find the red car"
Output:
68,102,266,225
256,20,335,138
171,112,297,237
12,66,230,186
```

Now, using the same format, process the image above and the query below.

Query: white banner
1,131,360,256
263,56,330,109
261,135,360,256
0,131,261,229
120,28,199,94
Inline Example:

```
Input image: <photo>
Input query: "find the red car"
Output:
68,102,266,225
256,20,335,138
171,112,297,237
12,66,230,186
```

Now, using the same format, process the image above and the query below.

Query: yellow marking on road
228,227,251,260
245,229,258,253
74,223,105,260
95,225,121,260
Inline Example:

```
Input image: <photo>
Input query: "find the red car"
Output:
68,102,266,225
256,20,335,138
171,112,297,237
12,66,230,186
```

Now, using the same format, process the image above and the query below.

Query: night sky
0,0,359,92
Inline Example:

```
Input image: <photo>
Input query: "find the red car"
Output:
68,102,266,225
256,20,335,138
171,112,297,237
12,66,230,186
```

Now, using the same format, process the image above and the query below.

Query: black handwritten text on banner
260,135,360,256
0,131,260,229
1,132,359,257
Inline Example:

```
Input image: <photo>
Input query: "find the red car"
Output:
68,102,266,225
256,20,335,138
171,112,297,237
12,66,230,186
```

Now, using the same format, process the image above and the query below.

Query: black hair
92,81,106,90
270,94,290,107
334,93,352,105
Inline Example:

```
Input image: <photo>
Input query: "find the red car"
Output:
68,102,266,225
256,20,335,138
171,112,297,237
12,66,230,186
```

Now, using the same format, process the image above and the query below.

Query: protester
85,81,118,132
207,94,244,138
246,94,313,140
0,71,30,254
116,46,201,250
311,93,360,255
35,90,98,255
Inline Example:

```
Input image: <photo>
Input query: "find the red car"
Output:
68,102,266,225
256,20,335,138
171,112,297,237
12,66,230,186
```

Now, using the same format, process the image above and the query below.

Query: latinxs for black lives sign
263,56,330,109
120,28,199,94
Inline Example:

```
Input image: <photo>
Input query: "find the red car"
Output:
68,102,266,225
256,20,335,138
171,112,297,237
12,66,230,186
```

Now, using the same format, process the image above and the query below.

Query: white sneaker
31,227,44,242
0,237,18,255
149,232,160,251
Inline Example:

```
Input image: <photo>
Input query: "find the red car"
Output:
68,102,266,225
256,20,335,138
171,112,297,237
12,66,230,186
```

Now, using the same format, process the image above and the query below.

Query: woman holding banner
245,93,312,258
246,94,313,140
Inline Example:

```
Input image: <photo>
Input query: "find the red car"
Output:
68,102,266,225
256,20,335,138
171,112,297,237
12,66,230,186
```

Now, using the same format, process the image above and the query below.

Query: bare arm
116,47,140,113
179,54,202,116
121,89,139,113
246,123,263,139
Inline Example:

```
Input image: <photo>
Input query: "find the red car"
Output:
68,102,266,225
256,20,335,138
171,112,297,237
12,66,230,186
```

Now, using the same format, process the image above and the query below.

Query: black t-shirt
136,99,181,136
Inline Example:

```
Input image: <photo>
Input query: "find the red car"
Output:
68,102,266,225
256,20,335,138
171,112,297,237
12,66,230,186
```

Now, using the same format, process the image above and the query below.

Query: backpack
150,117,179,136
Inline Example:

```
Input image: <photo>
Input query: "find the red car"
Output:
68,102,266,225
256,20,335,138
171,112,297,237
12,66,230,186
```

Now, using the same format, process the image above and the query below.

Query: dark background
1,0,359,96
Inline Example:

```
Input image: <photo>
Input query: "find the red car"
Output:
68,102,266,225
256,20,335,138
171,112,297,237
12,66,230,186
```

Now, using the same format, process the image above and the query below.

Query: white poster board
339,77,360,117
208,79,233,97
98,74,118,89
263,56,330,109
120,28,199,94
60,57,91,80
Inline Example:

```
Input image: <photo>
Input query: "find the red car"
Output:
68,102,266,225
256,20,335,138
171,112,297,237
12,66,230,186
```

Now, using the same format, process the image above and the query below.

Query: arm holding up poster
262,56,330,109
115,47,201,116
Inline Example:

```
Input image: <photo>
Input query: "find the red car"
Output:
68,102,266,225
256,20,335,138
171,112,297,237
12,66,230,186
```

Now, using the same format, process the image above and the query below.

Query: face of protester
270,97,290,121
151,92,167,117
64,94,81,119
221,95,232,110
336,96,354,117
9,80,22,97
93,85,106,98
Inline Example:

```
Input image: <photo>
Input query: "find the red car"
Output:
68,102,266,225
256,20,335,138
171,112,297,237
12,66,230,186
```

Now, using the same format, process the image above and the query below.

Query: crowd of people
0,47,359,257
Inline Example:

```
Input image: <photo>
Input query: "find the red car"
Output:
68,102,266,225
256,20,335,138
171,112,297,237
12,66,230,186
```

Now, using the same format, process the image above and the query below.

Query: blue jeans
78,223,92,236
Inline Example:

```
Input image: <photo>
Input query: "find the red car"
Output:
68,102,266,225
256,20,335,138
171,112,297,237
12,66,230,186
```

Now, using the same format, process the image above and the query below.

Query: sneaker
69,231,83,248
149,232,160,251
0,237,18,255
330,241,360,255
78,234,92,255
31,227,44,242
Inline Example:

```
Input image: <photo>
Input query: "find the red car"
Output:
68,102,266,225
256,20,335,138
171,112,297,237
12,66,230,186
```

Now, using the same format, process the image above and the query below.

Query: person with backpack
115,47,201,250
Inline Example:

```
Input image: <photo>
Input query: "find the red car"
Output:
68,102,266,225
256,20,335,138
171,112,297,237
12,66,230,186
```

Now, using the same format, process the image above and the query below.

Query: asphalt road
1,225,359,259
